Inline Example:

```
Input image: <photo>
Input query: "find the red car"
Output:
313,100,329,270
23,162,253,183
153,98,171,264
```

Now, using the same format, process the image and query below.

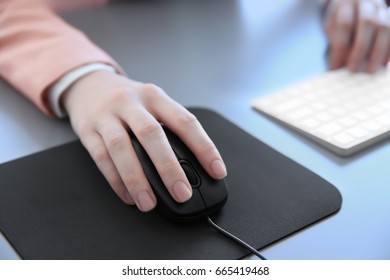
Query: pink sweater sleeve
0,0,121,116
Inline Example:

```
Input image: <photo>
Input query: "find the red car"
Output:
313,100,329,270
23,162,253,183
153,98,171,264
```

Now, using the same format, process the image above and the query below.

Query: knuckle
196,140,216,155
91,146,110,163
137,121,162,139
176,112,198,127
159,160,180,178
72,116,97,137
76,121,91,136
109,87,131,103
121,171,143,189
106,133,127,151
141,83,165,97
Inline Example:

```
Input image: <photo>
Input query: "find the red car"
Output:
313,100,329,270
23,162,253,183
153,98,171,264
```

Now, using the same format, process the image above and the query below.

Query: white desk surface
1,0,389,259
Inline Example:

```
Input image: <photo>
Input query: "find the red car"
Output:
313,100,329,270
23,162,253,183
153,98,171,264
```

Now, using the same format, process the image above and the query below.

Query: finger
79,131,135,205
168,108,227,180
327,2,355,69
366,10,390,72
347,0,377,72
97,118,157,212
144,89,227,180
121,105,193,204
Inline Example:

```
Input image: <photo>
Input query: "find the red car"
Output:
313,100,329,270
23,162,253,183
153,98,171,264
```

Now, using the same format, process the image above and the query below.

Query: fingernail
172,181,192,202
211,159,227,179
137,191,155,212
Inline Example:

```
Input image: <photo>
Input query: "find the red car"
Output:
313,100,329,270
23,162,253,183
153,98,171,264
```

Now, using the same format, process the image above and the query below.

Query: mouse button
179,160,201,187
199,179,228,209
165,189,206,217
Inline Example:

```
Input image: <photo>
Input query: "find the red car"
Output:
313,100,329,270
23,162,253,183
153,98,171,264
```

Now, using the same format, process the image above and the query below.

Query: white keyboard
251,69,390,156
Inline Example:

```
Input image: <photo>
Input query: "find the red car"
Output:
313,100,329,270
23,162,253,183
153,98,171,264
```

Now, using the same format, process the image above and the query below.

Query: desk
1,0,389,260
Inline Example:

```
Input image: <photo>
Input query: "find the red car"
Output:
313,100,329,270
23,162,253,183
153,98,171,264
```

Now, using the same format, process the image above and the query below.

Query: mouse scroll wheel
180,160,199,186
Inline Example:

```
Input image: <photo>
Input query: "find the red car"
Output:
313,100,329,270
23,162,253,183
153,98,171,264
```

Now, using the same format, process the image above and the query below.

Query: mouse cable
206,216,267,260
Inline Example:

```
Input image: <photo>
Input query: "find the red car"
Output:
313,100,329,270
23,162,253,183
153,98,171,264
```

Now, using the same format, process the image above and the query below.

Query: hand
62,70,227,212
324,0,390,73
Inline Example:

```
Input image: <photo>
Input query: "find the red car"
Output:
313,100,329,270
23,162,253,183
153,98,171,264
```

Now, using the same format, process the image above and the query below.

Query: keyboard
251,69,390,156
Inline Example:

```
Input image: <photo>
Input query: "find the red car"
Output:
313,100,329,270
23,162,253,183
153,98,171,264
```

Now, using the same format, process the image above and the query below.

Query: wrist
49,63,117,118
61,70,112,117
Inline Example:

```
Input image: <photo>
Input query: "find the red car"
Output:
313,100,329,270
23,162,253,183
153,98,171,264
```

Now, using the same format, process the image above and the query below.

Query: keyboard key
376,115,390,125
315,112,333,122
353,111,370,121
366,105,382,115
273,99,303,113
339,116,357,126
317,123,343,137
332,133,355,145
311,102,326,110
329,108,345,116
347,127,369,138
361,121,382,131
300,118,320,129
287,108,313,120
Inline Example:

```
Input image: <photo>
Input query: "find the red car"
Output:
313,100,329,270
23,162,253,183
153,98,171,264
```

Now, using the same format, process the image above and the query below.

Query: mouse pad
0,108,342,259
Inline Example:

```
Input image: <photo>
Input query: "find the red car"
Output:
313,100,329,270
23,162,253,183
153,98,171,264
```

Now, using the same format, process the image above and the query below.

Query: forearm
0,0,121,116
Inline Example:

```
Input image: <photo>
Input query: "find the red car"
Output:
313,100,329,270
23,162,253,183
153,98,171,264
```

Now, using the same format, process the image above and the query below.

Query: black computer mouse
130,126,228,222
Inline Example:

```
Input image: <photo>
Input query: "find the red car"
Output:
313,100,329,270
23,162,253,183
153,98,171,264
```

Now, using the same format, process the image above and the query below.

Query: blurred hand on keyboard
324,0,390,73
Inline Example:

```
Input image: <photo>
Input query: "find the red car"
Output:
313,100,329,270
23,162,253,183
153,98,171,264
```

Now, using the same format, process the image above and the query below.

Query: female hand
324,0,390,73
62,70,227,212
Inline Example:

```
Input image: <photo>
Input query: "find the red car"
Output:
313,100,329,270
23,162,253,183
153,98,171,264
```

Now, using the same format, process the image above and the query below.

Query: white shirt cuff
48,63,117,118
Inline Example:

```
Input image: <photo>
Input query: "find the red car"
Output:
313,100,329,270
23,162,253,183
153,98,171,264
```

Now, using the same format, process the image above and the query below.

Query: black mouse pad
0,108,342,259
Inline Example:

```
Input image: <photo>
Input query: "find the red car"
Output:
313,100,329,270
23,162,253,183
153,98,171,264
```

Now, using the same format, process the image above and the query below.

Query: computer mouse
130,126,228,222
